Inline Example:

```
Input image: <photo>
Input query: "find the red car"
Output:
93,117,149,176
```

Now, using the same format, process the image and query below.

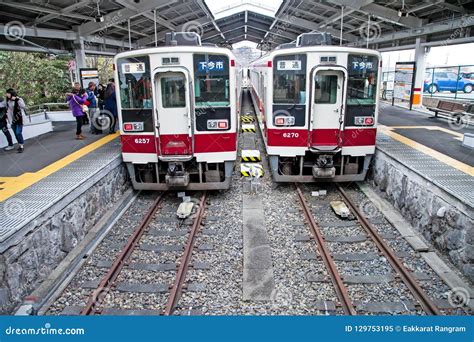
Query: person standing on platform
66,87,88,140
5,89,26,153
97,83,105,110
0,97,14,151
86,82,99,134
104,78,118,134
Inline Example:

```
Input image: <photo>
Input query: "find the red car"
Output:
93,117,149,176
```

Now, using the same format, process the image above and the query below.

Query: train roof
114,45,236,62
249,46,381,66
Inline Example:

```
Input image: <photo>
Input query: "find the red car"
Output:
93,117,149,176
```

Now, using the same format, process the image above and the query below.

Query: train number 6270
282,132,299,138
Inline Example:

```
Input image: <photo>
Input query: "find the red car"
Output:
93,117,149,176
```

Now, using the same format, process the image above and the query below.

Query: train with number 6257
248,33,381,182
114,32,241,190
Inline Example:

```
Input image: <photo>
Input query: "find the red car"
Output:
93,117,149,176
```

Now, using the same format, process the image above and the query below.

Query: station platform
0,123,121,245
0,122,119,201
378,102,474,169
376,102,473,208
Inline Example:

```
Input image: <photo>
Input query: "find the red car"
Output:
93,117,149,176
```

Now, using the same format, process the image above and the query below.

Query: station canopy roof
0,0,473,56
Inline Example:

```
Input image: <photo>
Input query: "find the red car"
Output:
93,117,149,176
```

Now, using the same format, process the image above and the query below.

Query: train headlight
275,116,295,126
123,122,144,132
207,119,228,130
354,116,374,126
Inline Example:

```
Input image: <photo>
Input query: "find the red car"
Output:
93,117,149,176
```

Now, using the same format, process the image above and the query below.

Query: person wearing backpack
5,89,27,153
66,87,88,140
0,96,14,151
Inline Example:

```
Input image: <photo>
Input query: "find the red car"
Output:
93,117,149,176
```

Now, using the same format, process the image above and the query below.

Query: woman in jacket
6,89,27,153
66,87,88,140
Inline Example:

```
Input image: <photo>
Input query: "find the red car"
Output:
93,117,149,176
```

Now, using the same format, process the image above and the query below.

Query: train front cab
262,50,380,182
116,48,237,190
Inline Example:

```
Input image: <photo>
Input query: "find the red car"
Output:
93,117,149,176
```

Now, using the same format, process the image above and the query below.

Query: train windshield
347,55,378,105
116,55,154,132
193,54,230,107
117,56,152,109
273,54,307,104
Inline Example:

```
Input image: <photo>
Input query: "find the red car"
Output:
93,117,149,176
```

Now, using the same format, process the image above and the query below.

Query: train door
309,67,347,151
153,68,193,156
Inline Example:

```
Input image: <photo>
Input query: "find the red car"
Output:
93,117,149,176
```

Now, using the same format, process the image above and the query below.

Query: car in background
424,71,473,93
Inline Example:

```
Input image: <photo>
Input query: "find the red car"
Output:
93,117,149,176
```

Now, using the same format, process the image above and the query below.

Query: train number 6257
134,138,151,144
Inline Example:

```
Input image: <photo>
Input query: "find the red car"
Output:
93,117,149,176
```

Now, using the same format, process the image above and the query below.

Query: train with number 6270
248,33,381,182
114,32,241,190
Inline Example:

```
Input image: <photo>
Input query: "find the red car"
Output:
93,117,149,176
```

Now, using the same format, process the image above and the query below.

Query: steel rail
295,184,357,315
81,193,166,315
336,184,441,315
163,192,208,315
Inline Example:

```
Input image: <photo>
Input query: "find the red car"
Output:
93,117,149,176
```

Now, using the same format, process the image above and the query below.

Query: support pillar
73,38,87,84
413,37,428,108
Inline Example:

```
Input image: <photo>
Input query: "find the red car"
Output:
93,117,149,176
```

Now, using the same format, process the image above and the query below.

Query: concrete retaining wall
0,161,129,313
369,149,474,283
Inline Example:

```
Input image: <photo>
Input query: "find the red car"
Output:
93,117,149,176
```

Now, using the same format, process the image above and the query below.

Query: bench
425,99,473,125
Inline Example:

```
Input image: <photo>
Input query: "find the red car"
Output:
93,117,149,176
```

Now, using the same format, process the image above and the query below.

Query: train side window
314,75,337,104
160,76,186,108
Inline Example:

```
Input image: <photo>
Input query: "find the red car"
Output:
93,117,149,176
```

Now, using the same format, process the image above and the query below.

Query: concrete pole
413,37,427,108
73,38,87,84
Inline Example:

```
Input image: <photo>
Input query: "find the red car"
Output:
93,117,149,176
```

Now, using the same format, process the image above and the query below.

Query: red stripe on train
267,128,376,147
121,133,237,154
121,135,156,153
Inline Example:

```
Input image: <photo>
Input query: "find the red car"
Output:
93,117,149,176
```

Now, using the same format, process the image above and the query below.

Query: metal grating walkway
376,132,473,208
0,139,121,243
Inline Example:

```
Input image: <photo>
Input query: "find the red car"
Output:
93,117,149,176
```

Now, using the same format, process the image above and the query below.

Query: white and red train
248,33,381,182
115,33,241,190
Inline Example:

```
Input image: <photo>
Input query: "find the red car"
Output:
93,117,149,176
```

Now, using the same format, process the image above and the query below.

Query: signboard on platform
392,62,416,110
79,68,99,90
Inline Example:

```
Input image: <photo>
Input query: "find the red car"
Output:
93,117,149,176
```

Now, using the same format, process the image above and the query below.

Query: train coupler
165,162,190,187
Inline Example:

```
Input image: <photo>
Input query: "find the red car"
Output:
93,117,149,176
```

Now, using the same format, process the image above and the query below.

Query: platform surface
0,127,121,244
0,122,108,177
376,131,473,208
378,102,474,167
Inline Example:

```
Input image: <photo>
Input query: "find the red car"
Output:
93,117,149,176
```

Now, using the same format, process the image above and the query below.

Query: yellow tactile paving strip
379,125,473,177
383,125,464,140
0,133,119,202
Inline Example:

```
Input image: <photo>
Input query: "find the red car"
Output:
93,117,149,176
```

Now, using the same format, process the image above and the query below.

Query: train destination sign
277,60,302,70
122,62,146,74
197,60,225,72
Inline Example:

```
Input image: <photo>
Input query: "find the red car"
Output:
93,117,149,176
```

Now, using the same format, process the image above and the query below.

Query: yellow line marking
379,125,473,176
0,133,119,202
384,125,464,138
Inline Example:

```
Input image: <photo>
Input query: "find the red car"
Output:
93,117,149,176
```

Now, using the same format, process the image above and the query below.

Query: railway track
80,192,208,316
295,183,441,315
